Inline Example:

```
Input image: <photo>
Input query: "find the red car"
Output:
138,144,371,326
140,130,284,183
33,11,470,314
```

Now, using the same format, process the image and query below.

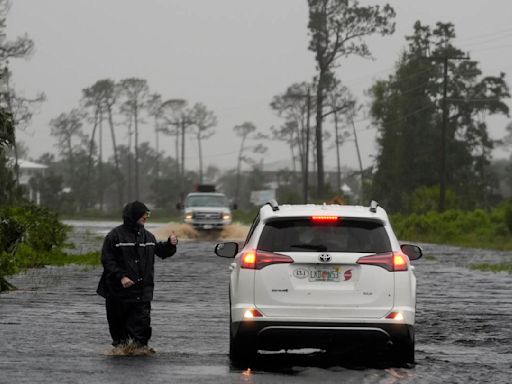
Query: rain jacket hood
122,201,150,230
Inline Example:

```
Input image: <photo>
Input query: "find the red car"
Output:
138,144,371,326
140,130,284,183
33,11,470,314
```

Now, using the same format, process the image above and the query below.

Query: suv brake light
356,252,409,272
241,250,294,270
310,216,339,223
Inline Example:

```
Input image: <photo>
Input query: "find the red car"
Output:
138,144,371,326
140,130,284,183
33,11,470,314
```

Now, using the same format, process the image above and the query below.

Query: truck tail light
356,252,409,272
241,250,294,270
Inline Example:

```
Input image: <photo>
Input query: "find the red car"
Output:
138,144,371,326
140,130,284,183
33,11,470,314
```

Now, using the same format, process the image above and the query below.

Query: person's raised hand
169,231,178,245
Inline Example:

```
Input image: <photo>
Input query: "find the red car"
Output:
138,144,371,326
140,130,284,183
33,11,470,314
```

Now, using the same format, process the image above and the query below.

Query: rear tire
393,329,415,365
229,334,256,368
229,330,257,368
229,312,256,367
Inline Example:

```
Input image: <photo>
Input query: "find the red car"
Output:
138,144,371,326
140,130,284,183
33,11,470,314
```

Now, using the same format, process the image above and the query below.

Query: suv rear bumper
232,320,413,351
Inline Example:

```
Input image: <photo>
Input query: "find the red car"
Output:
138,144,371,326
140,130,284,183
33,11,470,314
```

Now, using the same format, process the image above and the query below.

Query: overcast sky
6,0,512,173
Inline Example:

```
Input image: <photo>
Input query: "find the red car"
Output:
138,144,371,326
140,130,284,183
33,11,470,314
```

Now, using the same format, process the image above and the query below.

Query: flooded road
1,222,511,383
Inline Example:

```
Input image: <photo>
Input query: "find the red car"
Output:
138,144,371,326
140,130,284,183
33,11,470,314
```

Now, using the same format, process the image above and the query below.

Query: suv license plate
309,269,340,282
202,224,213,229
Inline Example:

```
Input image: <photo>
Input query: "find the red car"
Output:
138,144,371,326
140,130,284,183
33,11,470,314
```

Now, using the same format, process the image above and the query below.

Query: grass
469,263,512,273
38,251,101,267
1,249,100,292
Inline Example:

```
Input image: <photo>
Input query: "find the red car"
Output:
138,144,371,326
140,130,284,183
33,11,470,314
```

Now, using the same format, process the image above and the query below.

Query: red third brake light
356,251,409,272
241,250,294,270
311,216,339,223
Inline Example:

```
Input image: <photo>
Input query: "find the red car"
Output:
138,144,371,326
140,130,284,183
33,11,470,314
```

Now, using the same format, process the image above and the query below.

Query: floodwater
1,221,511,383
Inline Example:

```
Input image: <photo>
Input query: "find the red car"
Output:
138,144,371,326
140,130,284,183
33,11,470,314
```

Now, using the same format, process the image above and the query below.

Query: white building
17,159,48,204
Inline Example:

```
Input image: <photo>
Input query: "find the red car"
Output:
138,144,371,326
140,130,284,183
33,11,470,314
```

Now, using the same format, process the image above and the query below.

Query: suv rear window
257,218,391,253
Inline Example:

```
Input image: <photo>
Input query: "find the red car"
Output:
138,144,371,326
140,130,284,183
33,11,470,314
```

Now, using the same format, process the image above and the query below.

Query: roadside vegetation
390,202,512,251
0,204,99,291
390,202,512,275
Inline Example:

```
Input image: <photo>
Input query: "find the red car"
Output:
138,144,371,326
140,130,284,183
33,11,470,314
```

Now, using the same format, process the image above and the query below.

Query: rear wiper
290,243,327,252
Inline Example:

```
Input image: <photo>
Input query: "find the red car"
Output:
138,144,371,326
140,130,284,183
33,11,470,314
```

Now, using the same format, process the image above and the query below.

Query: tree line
1,0,512,216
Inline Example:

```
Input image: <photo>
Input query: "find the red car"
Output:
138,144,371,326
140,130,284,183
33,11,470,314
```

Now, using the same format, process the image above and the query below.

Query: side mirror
176,202,183,210
215,242,238,258
401,244,423,261
231,202,238,210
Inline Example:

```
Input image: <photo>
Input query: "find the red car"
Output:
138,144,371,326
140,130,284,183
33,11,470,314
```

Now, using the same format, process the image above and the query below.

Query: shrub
0,202,71,291
504,203,512,233
2,204,69,252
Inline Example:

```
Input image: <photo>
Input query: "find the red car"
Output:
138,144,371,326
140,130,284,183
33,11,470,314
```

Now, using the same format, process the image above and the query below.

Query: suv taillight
356,252,408,272
241,250,294,270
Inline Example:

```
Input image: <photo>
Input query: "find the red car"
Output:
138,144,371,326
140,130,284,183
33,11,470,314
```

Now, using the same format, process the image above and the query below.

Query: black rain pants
105,298,152,346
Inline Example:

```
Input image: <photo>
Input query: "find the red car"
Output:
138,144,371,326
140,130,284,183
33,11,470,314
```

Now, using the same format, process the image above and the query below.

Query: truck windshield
185,195,227,207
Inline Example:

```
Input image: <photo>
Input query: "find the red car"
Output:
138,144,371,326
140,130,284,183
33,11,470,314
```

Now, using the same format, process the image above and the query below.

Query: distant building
17,159,48,204
246,158,359,201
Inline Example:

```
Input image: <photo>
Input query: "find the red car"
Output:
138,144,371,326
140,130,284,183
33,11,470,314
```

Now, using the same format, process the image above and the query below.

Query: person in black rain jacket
97,201,178,349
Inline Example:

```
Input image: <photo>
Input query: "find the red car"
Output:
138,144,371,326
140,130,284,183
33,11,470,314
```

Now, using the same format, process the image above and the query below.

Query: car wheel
393,329,415,365
229,313,256,367
229,334,256,367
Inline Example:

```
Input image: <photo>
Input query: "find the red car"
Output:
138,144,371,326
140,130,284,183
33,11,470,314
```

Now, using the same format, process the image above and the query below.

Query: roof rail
264,199,280,211
369,200,379,213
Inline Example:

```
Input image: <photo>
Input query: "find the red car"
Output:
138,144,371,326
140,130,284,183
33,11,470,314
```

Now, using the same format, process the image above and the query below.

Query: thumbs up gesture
169,231,178,245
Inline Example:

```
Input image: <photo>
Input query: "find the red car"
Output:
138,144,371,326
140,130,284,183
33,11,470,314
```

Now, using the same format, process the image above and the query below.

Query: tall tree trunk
107,104,123,208
134,104,140,200
289,132,297,174
197,132,203,183
3,70,20,186
297,118,306,176
175,126,180,182
98,111,104,211
154,117,160,179
350,115,364,204
66,136,74,176
315,70,326,197
86,109,99,209
127,116,133,201
180,118,185,197
334,110,341,193
235,135,247,203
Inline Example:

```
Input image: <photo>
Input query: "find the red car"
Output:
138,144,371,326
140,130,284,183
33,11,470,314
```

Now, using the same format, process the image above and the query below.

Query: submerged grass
1,246,100,292
469,263,512,273
14,244,100,269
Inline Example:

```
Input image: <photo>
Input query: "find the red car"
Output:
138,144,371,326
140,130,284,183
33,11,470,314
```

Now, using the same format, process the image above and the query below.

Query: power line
470,42,512,54
454,26,512,44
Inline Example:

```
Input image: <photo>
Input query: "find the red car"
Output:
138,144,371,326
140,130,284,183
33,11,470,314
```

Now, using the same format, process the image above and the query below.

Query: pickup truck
178,190,235,230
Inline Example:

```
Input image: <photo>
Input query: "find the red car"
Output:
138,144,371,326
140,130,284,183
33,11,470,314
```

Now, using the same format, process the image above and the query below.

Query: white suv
215,200,422,366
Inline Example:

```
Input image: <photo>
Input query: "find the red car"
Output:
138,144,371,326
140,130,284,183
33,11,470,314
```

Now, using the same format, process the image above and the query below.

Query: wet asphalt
0,223,511,383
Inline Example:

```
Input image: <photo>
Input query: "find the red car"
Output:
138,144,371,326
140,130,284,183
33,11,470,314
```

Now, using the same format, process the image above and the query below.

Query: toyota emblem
319,253,331,263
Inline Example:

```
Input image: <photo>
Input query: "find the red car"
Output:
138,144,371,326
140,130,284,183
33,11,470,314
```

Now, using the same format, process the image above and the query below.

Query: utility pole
430,52,470,212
